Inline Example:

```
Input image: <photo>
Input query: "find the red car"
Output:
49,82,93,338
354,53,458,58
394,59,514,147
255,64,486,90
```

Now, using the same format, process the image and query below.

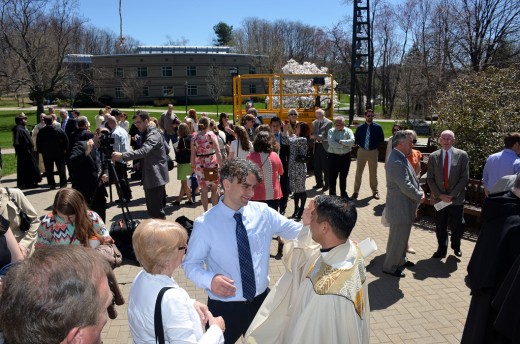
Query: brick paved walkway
2,160,474,343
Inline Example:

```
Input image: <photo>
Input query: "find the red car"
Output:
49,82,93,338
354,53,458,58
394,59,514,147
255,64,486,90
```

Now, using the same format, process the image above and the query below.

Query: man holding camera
106,111,132,202
112,111,169,219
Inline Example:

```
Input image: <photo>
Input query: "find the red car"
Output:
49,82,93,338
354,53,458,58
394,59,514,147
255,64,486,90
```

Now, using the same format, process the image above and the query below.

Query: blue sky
78,0,354,46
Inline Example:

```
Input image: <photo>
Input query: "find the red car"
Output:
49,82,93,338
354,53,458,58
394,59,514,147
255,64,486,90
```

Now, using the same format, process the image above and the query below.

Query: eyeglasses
178,246,187,253
412,140,417,144
365,115,374,118
288,113,297,116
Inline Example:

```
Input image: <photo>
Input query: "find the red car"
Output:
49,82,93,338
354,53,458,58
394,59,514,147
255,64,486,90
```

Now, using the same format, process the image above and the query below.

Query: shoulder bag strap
154,287,174,344
5,188,21,212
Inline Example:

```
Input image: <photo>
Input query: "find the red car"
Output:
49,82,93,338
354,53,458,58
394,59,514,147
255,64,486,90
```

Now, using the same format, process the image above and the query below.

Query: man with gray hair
0,246,113,344
311,108,332,190
427,130,469,258
383,130,424,277
183,158,302,343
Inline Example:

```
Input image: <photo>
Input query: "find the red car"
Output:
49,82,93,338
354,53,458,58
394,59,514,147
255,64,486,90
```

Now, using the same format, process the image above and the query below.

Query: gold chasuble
245,227,370,344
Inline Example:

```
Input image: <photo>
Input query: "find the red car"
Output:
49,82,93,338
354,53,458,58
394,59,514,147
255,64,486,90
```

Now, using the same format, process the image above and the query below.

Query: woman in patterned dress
191,117,222,211
35,188,111,249
282,120,310,221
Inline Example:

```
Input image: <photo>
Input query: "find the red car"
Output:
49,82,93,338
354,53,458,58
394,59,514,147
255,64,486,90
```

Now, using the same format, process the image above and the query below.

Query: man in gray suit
311,108,333,191
427,130,469,258
112,111,169,219
383,131,424,277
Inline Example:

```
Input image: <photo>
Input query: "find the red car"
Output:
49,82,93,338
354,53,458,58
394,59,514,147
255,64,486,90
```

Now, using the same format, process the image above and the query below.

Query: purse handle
154,287,173,344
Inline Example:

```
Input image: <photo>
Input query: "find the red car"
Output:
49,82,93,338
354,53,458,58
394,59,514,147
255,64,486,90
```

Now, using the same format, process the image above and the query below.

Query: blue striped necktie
233,212,256,301
365,125,371,150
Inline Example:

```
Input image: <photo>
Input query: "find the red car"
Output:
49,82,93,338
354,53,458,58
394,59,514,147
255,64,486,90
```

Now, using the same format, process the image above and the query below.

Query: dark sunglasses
412,139,417,144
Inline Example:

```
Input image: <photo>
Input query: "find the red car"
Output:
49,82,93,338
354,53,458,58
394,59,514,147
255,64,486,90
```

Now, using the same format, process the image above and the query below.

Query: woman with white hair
128,219,225,343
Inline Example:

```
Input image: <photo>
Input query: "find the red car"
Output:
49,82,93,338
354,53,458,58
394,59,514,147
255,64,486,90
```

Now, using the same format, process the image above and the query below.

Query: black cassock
12,124,40,187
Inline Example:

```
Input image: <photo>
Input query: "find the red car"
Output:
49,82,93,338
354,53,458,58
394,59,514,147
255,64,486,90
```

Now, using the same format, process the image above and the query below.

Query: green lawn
1,154,16,177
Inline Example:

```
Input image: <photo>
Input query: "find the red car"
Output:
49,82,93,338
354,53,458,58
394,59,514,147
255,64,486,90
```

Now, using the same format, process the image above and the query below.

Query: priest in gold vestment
245,195,370,344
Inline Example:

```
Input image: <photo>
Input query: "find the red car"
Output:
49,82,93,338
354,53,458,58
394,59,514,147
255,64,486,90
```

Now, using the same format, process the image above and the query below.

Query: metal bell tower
349,0,373,124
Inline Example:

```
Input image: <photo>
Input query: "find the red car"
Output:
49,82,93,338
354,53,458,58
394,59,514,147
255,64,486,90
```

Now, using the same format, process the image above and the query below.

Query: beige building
91,46,267,106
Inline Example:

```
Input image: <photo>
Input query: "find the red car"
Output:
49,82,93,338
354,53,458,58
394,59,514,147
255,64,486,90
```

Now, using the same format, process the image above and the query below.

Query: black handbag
295,154,309,163
109,218,140,263
167,155,174,171
6,188,31,232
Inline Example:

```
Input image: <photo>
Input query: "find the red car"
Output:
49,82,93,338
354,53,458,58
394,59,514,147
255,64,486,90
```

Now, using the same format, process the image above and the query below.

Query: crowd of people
1,102,520,344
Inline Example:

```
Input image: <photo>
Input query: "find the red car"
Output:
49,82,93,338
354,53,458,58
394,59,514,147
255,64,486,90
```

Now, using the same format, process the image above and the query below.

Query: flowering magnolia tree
267,59,339,109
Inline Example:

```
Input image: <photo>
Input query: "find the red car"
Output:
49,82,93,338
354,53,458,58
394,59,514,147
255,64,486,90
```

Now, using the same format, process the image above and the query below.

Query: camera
98,130,115,157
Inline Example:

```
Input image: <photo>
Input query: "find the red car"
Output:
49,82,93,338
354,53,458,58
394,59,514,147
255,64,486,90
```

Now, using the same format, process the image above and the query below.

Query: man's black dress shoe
432,251,447,258
383,269,405,278
312,184,324,189
402,261,415,268
454,250,462,257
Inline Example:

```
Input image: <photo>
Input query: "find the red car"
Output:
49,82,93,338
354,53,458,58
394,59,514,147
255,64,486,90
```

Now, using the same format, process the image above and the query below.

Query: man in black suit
36,115,69,189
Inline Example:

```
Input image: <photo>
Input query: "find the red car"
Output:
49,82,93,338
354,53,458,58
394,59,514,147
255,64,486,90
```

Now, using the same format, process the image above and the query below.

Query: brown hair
188,109,198,122
234,125,251,151
52,189,97,246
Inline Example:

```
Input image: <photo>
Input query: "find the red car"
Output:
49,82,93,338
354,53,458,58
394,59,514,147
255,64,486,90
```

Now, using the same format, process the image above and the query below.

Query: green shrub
431,67,520,179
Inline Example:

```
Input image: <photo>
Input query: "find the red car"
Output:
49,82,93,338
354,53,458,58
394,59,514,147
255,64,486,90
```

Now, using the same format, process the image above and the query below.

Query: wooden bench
420,174,485,220
463,179,485,217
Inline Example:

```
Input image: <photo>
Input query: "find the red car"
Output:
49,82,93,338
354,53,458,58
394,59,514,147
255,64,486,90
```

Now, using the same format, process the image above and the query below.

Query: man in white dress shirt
183,158,302,343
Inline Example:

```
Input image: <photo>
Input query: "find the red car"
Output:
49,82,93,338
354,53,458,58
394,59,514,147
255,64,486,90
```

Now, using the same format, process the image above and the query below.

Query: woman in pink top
247,131,284,209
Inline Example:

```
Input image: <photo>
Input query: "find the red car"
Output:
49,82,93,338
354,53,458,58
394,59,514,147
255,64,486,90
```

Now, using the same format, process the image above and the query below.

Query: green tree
431,67,520,179
213,22,233,46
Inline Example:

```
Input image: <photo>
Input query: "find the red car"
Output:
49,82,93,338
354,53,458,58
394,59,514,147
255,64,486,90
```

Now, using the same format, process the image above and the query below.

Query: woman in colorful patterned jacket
35,188,112,249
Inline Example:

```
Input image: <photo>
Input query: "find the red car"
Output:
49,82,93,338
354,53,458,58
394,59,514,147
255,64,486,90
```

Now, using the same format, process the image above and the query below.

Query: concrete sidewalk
1,160,474,343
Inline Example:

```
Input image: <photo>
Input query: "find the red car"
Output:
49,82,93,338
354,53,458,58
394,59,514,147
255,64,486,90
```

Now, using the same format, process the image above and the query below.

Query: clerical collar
320,245,338,253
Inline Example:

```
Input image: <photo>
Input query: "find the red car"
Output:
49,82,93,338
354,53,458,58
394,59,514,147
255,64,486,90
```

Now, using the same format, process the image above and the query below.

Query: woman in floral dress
281,120,310,221
191,117,222,211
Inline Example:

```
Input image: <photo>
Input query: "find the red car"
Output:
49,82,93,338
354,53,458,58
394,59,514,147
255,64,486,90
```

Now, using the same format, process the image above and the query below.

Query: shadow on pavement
367,254,405,311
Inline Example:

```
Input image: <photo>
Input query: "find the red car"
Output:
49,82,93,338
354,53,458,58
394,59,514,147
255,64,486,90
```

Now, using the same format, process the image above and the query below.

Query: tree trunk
35,92,45,121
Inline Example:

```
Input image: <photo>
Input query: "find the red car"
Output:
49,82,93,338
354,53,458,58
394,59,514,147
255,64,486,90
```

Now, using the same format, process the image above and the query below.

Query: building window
249,84,256,94
114,67,124,78
187,85,198,96
142,87,149,97
115,87,125,98
163,86,174,97
137,67,148,77
162,66,173,77
249,66,256,74
186,66,197,76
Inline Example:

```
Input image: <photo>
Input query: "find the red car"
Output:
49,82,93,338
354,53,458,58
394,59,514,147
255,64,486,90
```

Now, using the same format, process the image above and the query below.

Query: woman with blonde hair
129,219,225,343
35,188,111,248
228,125,252,159
191,117,222,211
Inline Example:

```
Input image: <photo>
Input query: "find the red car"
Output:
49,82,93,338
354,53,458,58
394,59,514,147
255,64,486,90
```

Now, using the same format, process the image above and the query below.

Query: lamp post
228,67,238,124
184,81,188,115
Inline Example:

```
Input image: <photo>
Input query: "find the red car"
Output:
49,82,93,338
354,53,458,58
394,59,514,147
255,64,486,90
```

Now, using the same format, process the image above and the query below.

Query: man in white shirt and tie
183,158,302,343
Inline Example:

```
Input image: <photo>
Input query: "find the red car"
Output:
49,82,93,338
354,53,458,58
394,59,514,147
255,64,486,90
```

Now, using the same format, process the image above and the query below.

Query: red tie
443,151,449,190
